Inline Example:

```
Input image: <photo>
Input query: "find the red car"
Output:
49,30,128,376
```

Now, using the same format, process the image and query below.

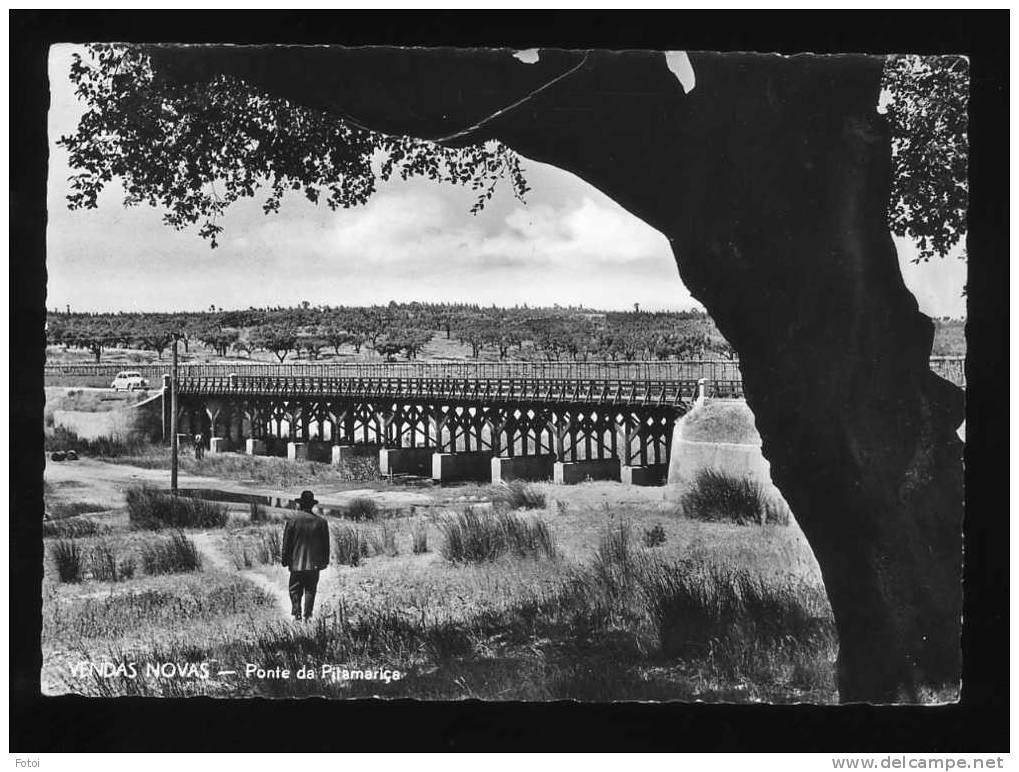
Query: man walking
281,490,330,622
193,432,204,460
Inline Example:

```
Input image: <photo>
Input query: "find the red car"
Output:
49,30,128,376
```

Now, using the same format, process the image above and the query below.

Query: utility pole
170,334,179,493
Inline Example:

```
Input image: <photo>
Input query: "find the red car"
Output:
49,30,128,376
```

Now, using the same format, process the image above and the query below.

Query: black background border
10,10,1009,752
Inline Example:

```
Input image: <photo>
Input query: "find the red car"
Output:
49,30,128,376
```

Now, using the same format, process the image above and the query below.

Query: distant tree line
45,303,739,364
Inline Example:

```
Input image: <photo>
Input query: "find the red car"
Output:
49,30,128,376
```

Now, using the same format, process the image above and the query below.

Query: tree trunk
656,54,964,701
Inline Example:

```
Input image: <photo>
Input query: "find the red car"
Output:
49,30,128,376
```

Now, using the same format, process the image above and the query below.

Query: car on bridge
110,370,149,391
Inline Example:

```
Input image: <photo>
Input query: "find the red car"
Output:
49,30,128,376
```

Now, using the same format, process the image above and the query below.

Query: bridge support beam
245,438,267,456
620,464,669,486
379,446,433,477
554,459,622,485
491,454,556,484
432,451,495,484
287,441,308,461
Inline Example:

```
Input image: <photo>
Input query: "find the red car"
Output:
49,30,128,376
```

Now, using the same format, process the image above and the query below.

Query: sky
45,44,967,318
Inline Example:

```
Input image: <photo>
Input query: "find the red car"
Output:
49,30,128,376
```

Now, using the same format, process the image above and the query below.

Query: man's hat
297,490,318,507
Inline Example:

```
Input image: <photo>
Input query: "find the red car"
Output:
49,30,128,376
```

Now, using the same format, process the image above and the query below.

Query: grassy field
42,468,837,702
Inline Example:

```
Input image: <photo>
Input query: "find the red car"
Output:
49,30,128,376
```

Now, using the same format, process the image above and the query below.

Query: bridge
44,358,964,486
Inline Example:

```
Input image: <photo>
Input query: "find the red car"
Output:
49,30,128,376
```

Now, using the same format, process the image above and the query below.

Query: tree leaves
58,44,529,248
882,55,969,262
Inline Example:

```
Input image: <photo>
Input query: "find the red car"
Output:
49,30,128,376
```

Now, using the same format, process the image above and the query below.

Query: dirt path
190,532,293,616
44,456,433,512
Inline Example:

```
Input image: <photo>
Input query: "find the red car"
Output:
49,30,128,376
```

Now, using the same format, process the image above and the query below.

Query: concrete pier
208,437,230,455
302,441,332,462
245,438,267,456
287,442,308,461
553,459,621,485
379,446,434,476
620,464,669,486
491,454,556,483
432,451,495,483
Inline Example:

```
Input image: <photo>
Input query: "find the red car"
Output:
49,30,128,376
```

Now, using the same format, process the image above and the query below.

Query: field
42,455,837,702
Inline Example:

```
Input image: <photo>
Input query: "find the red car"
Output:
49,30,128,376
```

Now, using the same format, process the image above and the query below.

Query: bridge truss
173,375,701,467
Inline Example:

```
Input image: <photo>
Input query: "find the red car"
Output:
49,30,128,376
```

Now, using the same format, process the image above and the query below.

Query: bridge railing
42,357,965,388
42,359,745,382
176,375,705,407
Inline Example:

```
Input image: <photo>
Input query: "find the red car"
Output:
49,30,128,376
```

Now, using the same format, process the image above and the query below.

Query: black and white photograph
12,14,1007,748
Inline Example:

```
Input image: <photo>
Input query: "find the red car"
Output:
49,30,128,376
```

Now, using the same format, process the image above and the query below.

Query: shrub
141,531,202,575
332,525,368,567
643,524,667,548
680,470,773,526
380,522,399,557
411,521,429,554
118,556,137,580
88,544,119,582
493,480,546,511
45,426,151,458
50,539,83,583
42,518,109,538
339,457,382,481
126,485,229,530
439,508,557,564
342,497,380,521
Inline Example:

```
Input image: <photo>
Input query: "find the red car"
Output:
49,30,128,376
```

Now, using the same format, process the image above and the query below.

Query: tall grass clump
411,520,429,554
45,426,151,458
368,522,399,557
46,501,108,519
636,557,828,658
126,485,229,530
680,470,780,526
50,539,83,583
342,497,380,521
140,531,202,575
43,518,109,538
332,525,368,567
439,508,557,564
249,500,268,523
88,544,119,582
582,520,645,608
493,480,546,510
256,527,283,565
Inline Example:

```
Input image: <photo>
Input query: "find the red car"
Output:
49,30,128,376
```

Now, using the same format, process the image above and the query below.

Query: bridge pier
287,440,331,463
553,459,622,485
491,454,556,483
209,437,230,454
245,438,267,455
432,451,494,484
379,446,433,476
620,463,669,486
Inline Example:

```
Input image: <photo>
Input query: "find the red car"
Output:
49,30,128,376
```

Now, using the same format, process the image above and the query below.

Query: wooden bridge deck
43,356,965,390
175,375,732,408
